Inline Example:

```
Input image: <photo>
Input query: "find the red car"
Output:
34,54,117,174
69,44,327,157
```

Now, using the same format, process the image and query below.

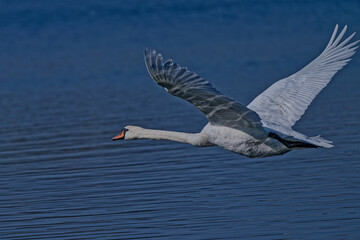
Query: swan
113,25,358,158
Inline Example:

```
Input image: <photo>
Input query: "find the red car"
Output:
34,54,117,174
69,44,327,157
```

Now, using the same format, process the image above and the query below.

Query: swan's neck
132,128,206,146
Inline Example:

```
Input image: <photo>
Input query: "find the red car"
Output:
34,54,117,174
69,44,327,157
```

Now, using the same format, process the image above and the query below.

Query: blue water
1,0,360,239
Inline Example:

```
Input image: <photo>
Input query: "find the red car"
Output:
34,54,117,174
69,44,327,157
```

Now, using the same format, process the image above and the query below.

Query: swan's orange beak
112,128,128,141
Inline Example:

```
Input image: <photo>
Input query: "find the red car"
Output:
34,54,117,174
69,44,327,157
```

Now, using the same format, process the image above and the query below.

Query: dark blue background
1,0,360,239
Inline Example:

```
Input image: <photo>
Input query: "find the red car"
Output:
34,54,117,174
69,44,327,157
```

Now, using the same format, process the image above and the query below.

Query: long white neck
129,127,207,146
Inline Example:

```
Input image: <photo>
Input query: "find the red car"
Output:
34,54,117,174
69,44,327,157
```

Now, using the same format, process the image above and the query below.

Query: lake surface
1,0,360,239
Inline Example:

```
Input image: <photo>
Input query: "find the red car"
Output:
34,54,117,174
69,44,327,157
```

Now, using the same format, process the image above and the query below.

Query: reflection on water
1,0,360,239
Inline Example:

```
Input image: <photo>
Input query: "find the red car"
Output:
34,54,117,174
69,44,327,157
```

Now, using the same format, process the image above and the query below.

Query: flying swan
113,25,358,158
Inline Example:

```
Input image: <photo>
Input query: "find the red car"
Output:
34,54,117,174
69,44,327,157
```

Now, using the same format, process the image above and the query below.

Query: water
1,0,360,239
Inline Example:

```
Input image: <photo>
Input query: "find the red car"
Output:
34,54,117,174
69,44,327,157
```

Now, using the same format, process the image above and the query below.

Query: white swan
113,25,358,158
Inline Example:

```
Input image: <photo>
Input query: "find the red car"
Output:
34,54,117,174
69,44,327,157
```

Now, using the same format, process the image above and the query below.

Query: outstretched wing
144,49,263,130
248,25,359,128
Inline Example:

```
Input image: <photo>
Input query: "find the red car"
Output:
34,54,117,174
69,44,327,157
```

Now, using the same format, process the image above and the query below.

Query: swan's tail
307,135,334,148
264,123,334,149
268,132,333,149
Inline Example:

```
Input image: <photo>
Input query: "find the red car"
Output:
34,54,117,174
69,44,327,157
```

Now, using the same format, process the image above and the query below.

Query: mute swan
113,25,358,158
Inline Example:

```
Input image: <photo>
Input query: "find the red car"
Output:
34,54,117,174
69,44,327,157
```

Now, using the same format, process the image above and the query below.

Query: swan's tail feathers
263,122,334,148
269,132,318,149
269,132,333,149
264,122,334,149
310,135,334,148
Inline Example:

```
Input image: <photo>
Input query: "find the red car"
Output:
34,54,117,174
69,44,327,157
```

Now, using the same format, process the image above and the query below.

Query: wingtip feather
332,25,348,47
326,24,339,48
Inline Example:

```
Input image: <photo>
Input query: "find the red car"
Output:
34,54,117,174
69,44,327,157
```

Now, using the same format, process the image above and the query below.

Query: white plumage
114,25,358,158
249,25,358,128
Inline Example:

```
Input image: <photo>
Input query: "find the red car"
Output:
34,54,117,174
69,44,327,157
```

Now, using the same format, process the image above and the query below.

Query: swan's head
112,126,143,140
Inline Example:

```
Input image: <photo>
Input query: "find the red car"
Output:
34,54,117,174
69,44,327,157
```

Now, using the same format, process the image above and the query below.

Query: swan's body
121,124,290,158
113,25,358,158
